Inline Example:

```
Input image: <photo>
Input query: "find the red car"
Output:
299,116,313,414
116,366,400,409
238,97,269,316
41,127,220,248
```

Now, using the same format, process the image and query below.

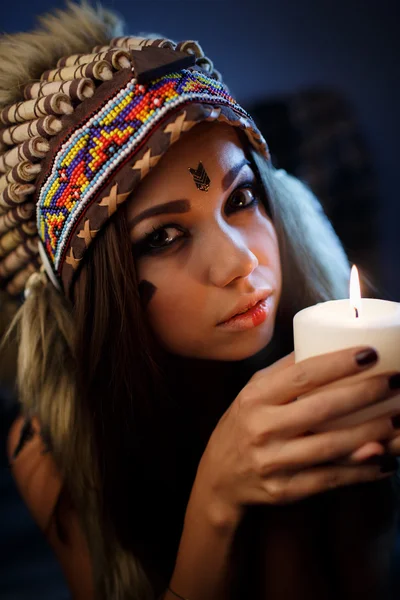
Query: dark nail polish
389,374,400,390
379,456,398,473
392,415,400,429
355,349,378,366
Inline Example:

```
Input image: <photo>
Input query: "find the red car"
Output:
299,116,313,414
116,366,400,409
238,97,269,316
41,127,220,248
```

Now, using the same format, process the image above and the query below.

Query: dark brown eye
133,225,185,257
147,228,175,248
232,188,255,206
226,186,259,215
132,183,260,260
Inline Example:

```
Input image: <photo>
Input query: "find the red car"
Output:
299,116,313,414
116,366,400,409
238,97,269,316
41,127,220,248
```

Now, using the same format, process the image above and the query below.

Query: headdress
0,36,269,300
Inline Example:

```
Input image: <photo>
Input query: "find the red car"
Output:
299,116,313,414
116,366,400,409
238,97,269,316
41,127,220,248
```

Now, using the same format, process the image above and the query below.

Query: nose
206,225,259,287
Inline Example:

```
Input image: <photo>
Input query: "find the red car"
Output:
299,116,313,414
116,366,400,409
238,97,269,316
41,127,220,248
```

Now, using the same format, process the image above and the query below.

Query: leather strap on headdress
0,37,269,299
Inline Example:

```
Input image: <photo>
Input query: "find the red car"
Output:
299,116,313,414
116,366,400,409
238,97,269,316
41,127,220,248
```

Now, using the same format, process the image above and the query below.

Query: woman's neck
162,320,291,400
159,334,287,446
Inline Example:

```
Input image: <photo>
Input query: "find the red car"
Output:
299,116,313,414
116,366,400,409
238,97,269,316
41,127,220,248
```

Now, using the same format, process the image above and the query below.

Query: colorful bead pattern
37,69,254,273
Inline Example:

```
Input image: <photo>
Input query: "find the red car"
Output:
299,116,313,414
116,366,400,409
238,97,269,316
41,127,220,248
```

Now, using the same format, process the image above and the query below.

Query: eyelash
132,182,261,258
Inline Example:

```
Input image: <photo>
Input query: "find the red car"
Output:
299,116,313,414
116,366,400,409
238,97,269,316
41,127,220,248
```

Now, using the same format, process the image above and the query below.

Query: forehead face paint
188,161,211,192
138,279,157,309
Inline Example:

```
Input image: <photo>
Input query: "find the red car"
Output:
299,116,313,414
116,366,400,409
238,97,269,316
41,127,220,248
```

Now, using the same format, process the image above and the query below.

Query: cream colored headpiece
0,36,268,299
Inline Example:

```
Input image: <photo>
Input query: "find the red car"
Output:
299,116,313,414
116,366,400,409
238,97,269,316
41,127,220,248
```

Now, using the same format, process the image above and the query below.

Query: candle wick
355,307,359,318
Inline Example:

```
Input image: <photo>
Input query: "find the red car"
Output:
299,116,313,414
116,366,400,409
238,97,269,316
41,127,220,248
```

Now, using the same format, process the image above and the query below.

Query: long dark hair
73,208,186,586
14,155,396,599
72,201,278,591
68,151,351,588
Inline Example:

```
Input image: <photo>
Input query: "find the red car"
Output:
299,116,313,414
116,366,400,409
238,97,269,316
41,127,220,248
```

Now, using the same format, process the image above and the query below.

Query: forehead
131,122,248,201
163,121,246,167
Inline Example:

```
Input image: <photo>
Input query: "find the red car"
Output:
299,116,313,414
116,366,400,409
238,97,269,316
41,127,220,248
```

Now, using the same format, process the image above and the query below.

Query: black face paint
11,418,34,461
188,162,211,192
138,279,157,309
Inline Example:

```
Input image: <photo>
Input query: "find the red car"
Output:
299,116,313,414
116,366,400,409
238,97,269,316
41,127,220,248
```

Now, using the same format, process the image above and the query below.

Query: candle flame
350,265,362,318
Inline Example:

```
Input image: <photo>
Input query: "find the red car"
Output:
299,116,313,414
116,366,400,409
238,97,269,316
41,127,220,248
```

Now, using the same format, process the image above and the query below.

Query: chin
187,326,274,362
209,341,272,361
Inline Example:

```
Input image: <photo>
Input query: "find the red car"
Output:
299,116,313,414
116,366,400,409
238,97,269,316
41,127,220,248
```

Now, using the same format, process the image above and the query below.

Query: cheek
137,263,198,329
255,215,281,266
268,227,282,286
145,285,192,351
252,217,282,299
266,221,281,268
146,272,205,348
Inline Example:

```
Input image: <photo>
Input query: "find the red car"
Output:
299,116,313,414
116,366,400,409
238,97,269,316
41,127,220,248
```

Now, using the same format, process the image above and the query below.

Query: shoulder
7,415,62,531
7,415,95,599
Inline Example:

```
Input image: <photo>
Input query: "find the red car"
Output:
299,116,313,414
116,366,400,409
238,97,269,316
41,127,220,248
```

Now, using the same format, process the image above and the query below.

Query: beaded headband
0,36,269,299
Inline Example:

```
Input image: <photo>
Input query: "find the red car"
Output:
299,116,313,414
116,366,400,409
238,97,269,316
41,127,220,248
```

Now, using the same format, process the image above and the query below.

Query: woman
2,3,400,599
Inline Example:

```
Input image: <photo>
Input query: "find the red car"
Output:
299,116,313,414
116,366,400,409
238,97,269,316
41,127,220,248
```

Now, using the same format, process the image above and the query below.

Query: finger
268,461,397,505
333,415,400,464
384,435,400,456
259,414,394,472
337,441,386,465
341,416,400,463
278,372,398,435
251,346,379,407
251,351,295,380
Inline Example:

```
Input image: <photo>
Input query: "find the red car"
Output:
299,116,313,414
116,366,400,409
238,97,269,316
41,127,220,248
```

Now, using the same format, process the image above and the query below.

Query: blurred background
1,0,399,597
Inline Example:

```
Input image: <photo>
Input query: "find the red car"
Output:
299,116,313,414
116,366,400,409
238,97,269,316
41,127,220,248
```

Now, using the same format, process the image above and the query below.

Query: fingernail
389,374,400,390
355,348,378,366
379,456,398,473
391,415,400,429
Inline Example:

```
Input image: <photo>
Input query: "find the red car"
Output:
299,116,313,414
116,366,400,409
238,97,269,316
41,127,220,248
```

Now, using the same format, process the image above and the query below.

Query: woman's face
127,122,282,361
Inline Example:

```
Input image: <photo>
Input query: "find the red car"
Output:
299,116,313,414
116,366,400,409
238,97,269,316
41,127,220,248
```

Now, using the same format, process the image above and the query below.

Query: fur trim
0,1,124,108
2,4,160,598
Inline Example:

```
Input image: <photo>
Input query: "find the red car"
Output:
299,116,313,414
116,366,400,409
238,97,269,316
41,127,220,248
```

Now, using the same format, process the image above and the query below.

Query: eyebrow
128,199,191,229
129,159,252,229
222,159,252,191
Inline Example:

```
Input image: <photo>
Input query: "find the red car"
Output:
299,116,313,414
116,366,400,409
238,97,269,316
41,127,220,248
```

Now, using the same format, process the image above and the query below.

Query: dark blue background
3,0,399,297
1,1,399,598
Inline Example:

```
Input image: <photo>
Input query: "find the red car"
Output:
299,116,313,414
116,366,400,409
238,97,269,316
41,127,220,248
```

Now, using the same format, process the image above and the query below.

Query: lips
218,291,272,325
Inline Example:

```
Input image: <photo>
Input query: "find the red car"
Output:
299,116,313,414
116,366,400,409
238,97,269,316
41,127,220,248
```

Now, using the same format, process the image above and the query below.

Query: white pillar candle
293,266,400,431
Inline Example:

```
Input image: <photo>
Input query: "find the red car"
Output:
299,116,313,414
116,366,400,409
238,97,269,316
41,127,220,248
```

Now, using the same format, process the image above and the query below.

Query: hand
343,416,400,465
385,417,400,456
194,347,399,528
